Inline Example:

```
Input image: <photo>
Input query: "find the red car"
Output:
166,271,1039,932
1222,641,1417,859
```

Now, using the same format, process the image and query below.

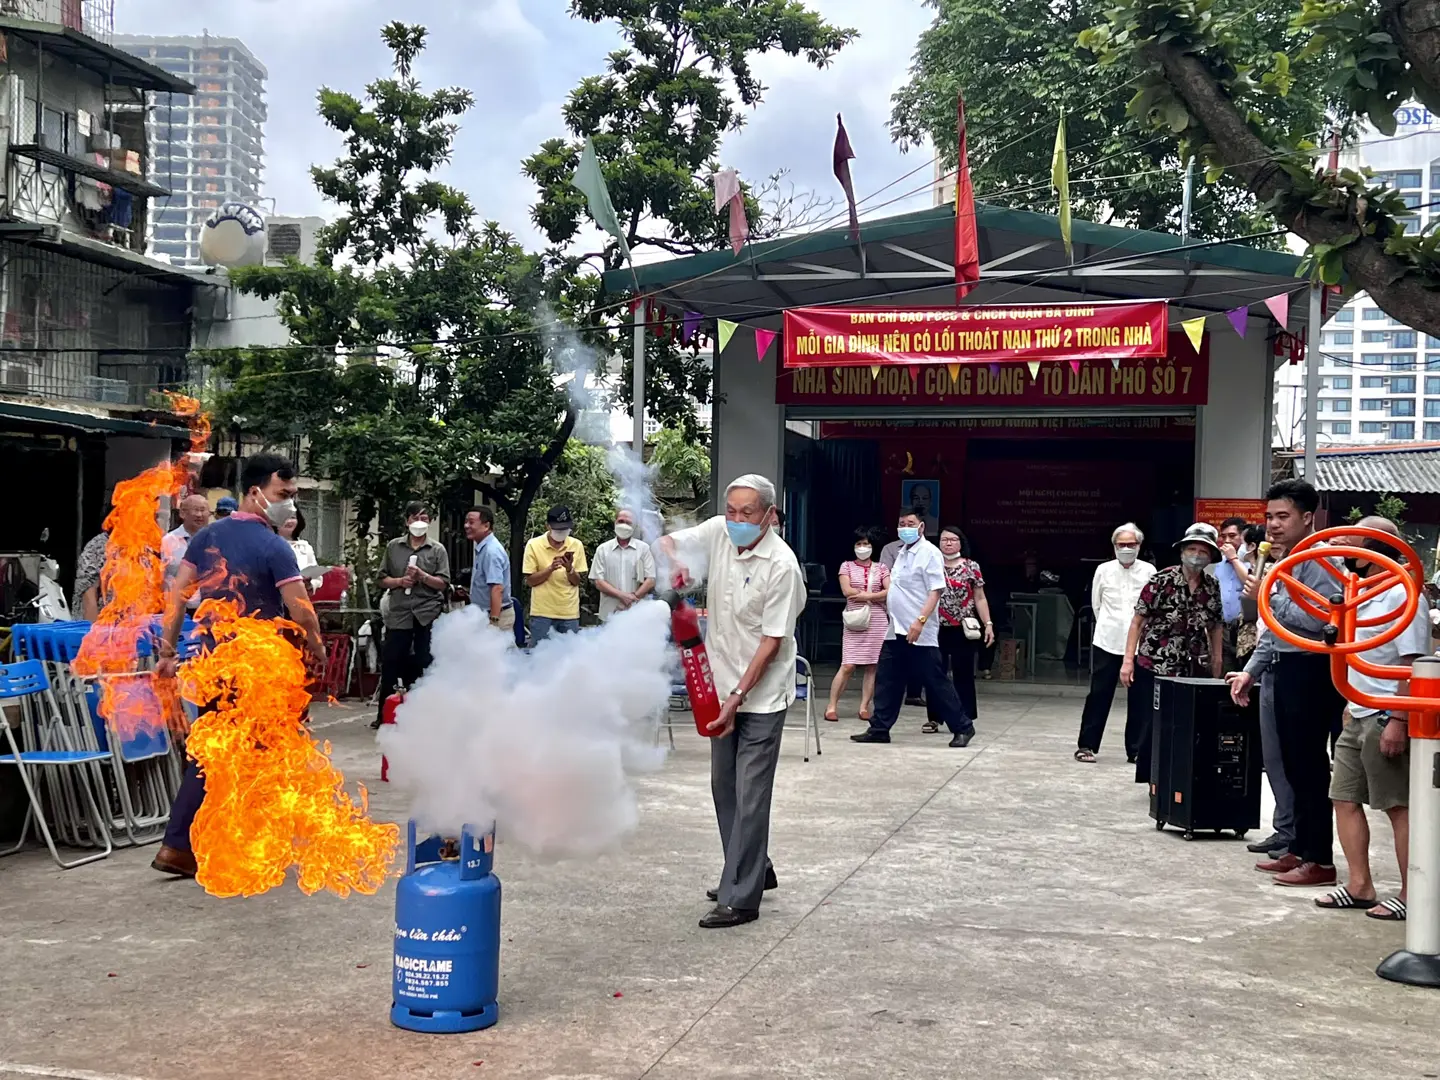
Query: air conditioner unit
0,359,36,393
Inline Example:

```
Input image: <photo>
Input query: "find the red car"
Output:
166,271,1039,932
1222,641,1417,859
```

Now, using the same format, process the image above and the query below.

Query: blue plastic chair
0,660,114,868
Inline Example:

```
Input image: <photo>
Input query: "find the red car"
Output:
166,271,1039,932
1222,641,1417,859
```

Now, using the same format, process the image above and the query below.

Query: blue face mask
898,526,920,545
726,520,764,548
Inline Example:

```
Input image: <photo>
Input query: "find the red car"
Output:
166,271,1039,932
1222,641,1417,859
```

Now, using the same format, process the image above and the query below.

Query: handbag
842,563,874,632
961,615,983,641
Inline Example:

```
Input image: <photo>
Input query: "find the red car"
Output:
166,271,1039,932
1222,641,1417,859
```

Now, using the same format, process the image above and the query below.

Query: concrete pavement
1,686,1434,1080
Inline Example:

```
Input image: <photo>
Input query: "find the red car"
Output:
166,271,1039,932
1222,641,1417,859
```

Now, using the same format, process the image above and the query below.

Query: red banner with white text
782,301,1170,368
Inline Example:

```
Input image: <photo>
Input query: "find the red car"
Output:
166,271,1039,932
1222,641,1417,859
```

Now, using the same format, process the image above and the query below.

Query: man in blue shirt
149,453,326,878
464,505,514,638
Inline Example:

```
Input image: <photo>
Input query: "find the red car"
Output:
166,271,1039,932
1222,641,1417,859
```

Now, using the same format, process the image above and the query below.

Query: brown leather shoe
151,844,197,878
1274,861,1337,888
1256,853,1302,874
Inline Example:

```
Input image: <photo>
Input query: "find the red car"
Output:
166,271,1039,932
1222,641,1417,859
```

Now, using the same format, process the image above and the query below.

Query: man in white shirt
161,494,211,607
1316,517,1429,920
880,538,926,707
589,508,657,620
852,506,975,747
660,474,806,930
1075,523,1156,762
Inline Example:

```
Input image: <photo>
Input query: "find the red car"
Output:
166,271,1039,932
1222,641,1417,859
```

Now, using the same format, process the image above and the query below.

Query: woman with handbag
924,526,995,733
825,527,890,722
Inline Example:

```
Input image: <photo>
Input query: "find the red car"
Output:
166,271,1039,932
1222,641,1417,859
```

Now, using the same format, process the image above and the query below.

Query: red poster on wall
783,301,1169,368
1193,498,1268,529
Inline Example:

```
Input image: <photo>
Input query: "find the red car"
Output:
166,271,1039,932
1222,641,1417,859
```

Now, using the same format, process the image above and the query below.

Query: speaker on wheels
1149,677,1262,840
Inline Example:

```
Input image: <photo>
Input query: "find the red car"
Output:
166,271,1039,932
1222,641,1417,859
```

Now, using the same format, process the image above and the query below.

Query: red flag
834,114,860,243
955,94,980,301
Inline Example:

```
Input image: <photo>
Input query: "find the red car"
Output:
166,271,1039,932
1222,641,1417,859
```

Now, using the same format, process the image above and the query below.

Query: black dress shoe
904,695,926,707
1247,832,1286,854
850,730,892,743
708,866,778,903
1126,754,1137,764
699,904,759,929
949,731,975,748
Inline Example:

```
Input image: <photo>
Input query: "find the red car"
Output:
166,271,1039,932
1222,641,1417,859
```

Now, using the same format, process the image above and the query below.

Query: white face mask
614,522,634,540
408,520,430,538
854,545,872,560
1115,546,1138,566
550,528,571,544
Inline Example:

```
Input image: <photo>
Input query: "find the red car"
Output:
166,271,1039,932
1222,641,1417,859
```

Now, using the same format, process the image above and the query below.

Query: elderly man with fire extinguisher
660,473,806,929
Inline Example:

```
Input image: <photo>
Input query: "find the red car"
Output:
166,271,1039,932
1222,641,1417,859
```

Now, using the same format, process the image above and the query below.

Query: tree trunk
489,404,580,599
1143,40,1440,337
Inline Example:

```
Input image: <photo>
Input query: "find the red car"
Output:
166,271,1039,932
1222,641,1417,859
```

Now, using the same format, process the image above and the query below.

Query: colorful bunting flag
1111,357,1121,370
1263,294,1290,329
1052,115,1071,261
682,311,701,346
834,114,861,243
870,364,882,380
989,363,1000,378
1027,360,1041,380
955,93,980,300
754,328,776,362
1069,360,1081,375
946,363,961,383
713,167,749,256
717,319,738,354
571,137,631,265
1225,306,1248,339
1181,316,1206,353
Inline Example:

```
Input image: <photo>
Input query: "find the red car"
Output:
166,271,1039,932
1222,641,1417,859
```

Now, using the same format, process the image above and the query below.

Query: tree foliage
203,23,583,589
523,0,857,438
1080,0,1440,335
891,0,1329,240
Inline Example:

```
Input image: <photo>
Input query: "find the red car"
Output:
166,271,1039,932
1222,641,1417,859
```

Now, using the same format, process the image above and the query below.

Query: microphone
1252,540,1272,579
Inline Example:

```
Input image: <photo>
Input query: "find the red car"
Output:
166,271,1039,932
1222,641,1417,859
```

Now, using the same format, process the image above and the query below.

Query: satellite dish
200,202,266,267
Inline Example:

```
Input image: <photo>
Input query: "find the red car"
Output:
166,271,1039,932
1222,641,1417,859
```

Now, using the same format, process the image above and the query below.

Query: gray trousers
1259,673,1295,846
711,708,785,910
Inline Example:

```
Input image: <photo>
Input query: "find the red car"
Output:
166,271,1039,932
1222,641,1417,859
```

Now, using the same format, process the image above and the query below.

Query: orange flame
72,394,207,736
180,596,399,897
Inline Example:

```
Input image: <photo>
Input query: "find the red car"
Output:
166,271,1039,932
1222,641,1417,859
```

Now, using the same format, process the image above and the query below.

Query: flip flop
1366,897,1407,921
858,709,873,722
1073,749,1096,763
823,709,840,723
1314,886,1379,911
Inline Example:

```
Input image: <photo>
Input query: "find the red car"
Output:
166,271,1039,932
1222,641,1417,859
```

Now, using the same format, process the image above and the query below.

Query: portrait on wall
900,479,940,537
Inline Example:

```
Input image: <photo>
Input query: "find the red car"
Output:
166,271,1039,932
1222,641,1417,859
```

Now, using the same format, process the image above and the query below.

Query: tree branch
1145,40,1440,337
1382,0,1440,97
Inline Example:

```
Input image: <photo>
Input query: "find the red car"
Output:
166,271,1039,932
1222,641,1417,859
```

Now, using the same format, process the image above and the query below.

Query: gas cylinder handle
405,819,418,875
459,823,496,880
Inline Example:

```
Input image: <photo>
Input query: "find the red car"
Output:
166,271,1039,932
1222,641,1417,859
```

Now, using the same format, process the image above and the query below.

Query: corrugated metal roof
1294,444,1440,494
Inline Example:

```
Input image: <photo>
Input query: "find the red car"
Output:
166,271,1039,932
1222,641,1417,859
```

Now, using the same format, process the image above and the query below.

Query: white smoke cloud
379,602,673,859
608,444,711,590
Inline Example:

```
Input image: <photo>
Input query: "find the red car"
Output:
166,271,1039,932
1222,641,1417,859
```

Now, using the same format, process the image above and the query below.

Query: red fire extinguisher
379,690,404,782
670,598,721,737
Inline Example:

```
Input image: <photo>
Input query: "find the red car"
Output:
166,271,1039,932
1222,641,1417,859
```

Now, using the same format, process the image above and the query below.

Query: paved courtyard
2,684,1436,1080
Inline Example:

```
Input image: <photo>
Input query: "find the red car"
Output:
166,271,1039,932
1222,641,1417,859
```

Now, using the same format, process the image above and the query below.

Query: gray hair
726,473,777,509
1112,522,1144,545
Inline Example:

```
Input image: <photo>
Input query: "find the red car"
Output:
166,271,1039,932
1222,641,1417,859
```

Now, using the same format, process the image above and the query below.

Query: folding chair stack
5,621,191,860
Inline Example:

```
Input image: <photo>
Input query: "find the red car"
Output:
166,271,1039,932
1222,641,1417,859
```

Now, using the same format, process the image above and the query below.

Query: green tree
890,0,1329,240
523,0,857,438
1079,0,1440,335
649,425,712,514
204,23,584,592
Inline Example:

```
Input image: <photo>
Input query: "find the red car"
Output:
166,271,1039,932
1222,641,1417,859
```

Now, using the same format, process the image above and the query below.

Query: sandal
1366,897,1407,921
1073,749,1096,763
823,709,839,723
1314,886,1378,911
921,720,941,734
858,709,873,722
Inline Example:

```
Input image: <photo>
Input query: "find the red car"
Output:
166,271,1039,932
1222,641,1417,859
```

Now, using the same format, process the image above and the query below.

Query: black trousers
871,636,974,735
1130,664,1158,784
1077,647,1148,756
928,625,980,724
1272,652,1346,865
376,623,435,722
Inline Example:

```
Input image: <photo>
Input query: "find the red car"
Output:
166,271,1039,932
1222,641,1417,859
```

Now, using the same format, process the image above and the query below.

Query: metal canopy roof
600,202,1314,330
0,16,197,94
1292,444,1440,494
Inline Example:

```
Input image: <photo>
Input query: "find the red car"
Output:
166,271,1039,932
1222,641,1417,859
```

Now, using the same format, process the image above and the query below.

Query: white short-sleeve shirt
1349,583,1432,718
886,538,946,647
667,516,807,714
589,537,657,620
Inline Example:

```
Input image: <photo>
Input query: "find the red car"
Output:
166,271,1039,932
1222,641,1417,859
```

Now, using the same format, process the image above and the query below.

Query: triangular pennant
754,327,776,362
1264,294,1289,329
1027,360,1040,380
1181,316,1206,353
718,319,738,354
1069,359,1081,375
1225,306,1249,339
571,137,632,265
870,364,882,380
946,363,961,384
909,365,921,384
682,311,701,345
1111,357,1121,370
1051,115,1071,260
989,363,1000,378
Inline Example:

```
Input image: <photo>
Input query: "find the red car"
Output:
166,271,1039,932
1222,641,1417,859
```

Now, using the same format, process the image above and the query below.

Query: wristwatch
1377,712,1395,728
917,614,929,624
728,687,748,704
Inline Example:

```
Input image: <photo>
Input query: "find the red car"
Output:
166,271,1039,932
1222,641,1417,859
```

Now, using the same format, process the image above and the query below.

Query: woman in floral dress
924,526,995,733
826,527,890,722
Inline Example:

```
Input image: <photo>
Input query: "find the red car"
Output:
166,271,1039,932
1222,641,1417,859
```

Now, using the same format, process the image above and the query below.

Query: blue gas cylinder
390,821,501,1033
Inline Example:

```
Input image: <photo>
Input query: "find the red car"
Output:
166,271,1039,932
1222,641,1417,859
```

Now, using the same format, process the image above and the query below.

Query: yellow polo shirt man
523,504,588,643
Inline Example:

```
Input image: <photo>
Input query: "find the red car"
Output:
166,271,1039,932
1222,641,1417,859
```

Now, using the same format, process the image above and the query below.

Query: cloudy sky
118,0,939,250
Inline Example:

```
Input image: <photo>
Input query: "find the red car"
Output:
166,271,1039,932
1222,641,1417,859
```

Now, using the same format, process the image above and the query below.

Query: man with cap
523,505,588,642
214,496,238,519
1120,522,1224,784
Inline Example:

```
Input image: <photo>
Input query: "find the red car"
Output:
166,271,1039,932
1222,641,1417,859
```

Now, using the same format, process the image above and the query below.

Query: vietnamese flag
955,93,980,301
